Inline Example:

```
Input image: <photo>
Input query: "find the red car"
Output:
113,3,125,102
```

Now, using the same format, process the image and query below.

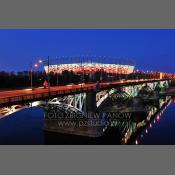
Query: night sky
0,29,175,73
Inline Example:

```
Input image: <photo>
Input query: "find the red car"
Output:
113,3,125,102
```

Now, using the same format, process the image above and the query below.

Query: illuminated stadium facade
44,57,135,75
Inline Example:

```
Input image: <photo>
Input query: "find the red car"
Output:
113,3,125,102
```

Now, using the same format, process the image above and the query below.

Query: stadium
44,57,135,75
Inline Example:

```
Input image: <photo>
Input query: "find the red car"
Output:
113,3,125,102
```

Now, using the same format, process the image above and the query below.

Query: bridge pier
85,91,97,112
44,91,104,138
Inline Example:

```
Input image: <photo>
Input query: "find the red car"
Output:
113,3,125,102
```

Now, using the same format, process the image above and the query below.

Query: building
44,59,135,75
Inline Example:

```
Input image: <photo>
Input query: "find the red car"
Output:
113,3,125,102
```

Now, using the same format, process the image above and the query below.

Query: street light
80,56,83,91
36,57,51,90
38,60,43,64
34,64,38,68
30,63,38,90
57,59,59,86
30,59,43,90
47,56,50,91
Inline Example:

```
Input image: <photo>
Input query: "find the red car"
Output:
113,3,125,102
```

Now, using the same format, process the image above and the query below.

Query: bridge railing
0,86,95,106
0,78,171,106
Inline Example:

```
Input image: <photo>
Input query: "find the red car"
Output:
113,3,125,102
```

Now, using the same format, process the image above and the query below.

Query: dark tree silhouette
0,70,160,90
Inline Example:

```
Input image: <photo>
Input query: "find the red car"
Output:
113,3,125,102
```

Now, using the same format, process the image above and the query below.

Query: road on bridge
0,78,164,106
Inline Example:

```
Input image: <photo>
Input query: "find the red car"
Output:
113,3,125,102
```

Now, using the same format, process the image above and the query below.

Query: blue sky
0,29,175,73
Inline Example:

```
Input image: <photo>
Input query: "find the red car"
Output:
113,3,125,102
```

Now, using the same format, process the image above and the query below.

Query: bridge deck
0,79,166,106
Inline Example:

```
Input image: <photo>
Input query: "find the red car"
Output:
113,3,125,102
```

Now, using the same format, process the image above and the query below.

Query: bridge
0,78,170,107
0,77,172,138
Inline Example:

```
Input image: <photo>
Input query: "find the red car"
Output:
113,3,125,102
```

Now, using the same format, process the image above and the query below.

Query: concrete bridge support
44,90,105,137
85,91,97,112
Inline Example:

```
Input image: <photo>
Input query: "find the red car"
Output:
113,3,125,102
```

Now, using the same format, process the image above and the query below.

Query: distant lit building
44,62,135,75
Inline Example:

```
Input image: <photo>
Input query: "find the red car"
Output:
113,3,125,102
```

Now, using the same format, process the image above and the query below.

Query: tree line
0,70,161,90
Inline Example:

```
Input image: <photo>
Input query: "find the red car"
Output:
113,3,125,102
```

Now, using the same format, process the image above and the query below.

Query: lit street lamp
38,60,43,64
30,63,38,90
30,59,43,90
47,56,50,91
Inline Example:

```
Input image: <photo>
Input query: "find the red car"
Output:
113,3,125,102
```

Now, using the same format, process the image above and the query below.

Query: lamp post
82,55,85,85
80,56,83,91
30,63,38,90
29,58,46,90
100,64,103,82
47,56,50,91
56,56,59,86
30,64,33,90
56,63,59,86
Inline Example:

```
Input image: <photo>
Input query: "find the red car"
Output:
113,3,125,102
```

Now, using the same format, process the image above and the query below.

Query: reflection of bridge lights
154,120,156,124
135,140,138,145
149,123,152,128
0,105,24,117
31,101,41,107
146,129,148,134
157,115,160,121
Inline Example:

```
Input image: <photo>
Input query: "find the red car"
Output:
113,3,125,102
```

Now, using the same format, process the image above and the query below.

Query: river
0,99,174,145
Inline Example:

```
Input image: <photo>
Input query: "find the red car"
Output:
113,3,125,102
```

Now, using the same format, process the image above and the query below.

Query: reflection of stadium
44,63,135,75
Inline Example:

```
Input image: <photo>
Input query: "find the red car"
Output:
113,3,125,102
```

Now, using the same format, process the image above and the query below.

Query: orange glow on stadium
44,62,135,75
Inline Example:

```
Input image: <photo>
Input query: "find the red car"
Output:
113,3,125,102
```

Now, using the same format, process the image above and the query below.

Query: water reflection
102,95,172,145
132,98,173,145
0,94,174,145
